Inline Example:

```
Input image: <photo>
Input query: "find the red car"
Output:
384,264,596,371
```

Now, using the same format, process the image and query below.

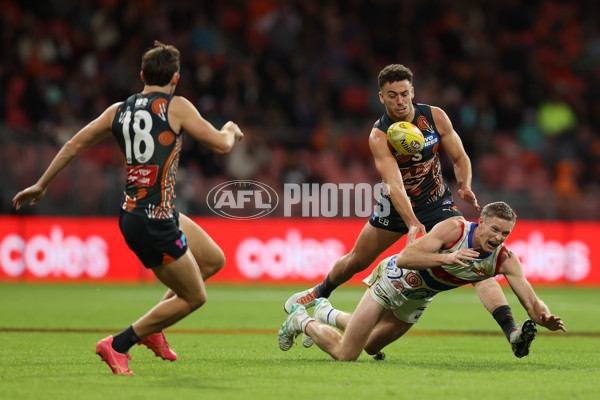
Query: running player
12,41,244,375
278,202,566,360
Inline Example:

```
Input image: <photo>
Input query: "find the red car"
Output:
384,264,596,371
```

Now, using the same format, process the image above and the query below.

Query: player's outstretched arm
170,96,243,154
369,127,425,244
500,250,566,332
13,104,117,210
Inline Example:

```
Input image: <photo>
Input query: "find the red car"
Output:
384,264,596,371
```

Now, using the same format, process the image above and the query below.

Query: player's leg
314,297,352,330
179,212,225,280
132,250,207,338
156,213,225,303
284,223,401,312
327,223,402,286
305,290,387,361
96,250,204,374
145,213,224,361
363,310,412,356
473,278,529,357
315,299,413,357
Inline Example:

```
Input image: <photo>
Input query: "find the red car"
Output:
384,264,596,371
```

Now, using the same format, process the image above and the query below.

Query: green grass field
1,283,599,400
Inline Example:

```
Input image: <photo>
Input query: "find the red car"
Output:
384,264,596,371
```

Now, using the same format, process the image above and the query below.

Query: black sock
111,325,141,353
492,305,517,341
314,275,339,298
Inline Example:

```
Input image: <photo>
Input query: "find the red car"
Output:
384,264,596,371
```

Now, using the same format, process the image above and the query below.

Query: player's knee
187,291,207,310
189,297,206,311
363,344,381,356
209,250,226,275
335,351,361,362
331,343,362,361
343,253,368,275
215,250,226,270
199,249,225,279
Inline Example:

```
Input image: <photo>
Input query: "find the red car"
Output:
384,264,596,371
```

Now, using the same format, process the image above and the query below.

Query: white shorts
363,255,435,324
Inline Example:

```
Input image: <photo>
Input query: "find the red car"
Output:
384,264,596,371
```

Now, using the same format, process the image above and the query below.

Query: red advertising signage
0,216,597,285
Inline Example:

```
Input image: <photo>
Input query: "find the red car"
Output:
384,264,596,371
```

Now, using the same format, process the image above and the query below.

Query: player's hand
13,183,46,210
458,188,480,211
406,223,426,245
444,248,479,267
223,121,244,141
540,312,566,332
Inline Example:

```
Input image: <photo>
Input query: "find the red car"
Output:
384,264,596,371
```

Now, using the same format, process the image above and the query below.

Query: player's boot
510,319,537,358
373,351,386,361
301,333,314,348
278,304,314,351
138,331,178,361
95,336,134,375
284,287,318,314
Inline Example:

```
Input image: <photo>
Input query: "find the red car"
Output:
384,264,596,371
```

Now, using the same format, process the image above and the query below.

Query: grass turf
0,284,598,400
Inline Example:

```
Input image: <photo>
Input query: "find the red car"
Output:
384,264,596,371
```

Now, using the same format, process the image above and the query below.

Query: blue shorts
369,190,462,234
119,210,188,269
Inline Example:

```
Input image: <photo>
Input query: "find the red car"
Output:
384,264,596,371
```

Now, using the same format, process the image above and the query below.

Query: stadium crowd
1,0,599,220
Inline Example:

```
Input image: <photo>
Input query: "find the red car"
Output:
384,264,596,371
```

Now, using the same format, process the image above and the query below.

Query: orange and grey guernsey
112,92,182,219
375,103,446,207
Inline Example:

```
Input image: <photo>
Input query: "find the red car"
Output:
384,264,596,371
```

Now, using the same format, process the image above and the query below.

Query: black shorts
369,191,462,234
119,210,188,269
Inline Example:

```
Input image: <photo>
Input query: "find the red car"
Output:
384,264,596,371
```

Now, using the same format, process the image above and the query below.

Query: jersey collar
468,223,493,259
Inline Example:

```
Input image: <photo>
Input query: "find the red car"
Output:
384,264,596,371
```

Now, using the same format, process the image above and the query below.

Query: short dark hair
481,201,517,223
141,41,180,86
378,64,414,89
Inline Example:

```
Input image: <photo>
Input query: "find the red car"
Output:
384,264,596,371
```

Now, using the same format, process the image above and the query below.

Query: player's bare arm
169,96,242,154
397,219,479,269
499,249,566,332
12,103,118,210
431,106,479,211
369,126,425,243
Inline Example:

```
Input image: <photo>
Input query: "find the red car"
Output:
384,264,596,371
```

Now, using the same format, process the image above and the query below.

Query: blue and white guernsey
364,219,506,322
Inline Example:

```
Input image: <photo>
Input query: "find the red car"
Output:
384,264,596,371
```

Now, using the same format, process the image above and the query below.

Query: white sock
300,316,316,333
325,308,341,328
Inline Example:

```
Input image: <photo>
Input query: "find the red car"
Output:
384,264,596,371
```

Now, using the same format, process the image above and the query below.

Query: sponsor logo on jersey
151,98,168,121
402,287,437,300
423,134,439,148
417,115,435,133
442,206,459,213
373,283,392,305
386,256,403,279
127,165,159,187
470,266,491,277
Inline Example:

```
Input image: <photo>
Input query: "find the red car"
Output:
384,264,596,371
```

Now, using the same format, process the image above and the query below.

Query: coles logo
235,229,345,280
0,226,109,279
207,180,279,220
508,231,590,282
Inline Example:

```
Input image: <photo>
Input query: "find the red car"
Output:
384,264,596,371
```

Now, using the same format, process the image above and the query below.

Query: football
386,121,425,155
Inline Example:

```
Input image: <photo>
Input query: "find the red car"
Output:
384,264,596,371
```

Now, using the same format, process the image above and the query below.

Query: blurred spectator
2,0,599,220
